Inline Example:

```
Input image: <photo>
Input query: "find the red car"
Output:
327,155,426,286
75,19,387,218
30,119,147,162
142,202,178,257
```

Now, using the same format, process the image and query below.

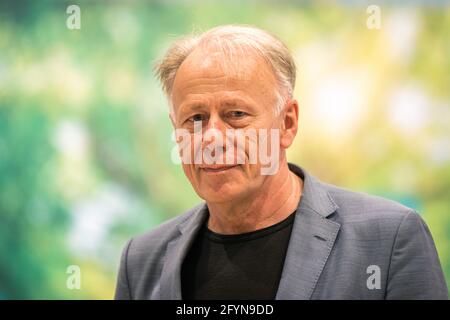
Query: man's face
170,48,285,203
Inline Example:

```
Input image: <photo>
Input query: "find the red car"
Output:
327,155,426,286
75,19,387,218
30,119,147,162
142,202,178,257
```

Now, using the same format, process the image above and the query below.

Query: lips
199,165,238,173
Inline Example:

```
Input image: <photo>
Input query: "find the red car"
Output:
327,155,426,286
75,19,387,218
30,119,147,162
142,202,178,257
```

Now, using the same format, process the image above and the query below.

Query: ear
280,99,299,149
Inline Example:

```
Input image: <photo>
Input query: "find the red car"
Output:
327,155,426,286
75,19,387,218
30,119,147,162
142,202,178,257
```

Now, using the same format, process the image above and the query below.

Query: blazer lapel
159,204,208,299
275,164,341,299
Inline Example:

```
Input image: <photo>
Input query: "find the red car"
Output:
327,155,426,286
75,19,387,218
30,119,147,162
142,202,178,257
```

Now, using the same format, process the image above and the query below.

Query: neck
206,162,303,235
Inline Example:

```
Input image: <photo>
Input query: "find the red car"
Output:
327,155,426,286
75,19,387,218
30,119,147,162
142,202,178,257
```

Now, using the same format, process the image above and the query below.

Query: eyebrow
177,102,207,117
221,98,250,108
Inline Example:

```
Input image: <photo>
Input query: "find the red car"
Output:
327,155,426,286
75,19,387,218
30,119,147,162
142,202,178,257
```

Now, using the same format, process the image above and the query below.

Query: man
115,25,448,299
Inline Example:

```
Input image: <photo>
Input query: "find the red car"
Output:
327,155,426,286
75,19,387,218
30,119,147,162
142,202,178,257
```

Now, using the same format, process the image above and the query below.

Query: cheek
182,164,196,184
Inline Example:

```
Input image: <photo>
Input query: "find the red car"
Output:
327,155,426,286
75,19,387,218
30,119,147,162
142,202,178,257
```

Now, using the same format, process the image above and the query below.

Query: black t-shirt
181,210,296,300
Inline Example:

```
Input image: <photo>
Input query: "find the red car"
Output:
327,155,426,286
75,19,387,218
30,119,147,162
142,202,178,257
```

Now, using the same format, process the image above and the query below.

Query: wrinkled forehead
171,46,278,107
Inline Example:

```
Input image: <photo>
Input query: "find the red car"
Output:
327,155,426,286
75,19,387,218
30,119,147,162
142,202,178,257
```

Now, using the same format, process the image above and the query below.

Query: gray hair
154,24,296,116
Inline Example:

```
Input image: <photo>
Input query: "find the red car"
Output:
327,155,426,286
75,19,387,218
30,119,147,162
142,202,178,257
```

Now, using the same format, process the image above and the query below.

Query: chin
198,184,244,203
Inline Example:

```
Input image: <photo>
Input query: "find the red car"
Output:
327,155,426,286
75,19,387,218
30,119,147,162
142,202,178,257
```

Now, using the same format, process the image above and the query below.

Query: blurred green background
0,0,449,299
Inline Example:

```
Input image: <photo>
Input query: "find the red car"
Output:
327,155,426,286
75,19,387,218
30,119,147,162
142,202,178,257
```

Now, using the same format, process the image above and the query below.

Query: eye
187,114,207,122
229,111,248,118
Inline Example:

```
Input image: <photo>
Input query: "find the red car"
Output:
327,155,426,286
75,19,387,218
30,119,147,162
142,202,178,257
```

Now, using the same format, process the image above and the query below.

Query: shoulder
322,182,421,236
115,203,206,299
318,181,437,269
124,202,205,262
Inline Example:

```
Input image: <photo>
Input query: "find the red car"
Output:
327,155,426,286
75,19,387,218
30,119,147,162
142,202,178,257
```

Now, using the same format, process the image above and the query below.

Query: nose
204,112,225,132
201,112,227,157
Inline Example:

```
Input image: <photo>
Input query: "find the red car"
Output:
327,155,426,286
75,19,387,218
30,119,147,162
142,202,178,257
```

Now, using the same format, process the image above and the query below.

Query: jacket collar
160,163,340,299
287,163,338,218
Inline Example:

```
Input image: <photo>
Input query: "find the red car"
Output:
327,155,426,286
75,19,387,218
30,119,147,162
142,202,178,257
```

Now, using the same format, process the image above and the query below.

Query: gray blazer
115,163,448,299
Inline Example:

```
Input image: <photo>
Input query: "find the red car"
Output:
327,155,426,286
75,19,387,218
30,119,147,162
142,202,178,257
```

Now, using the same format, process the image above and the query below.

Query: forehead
171,47,278,108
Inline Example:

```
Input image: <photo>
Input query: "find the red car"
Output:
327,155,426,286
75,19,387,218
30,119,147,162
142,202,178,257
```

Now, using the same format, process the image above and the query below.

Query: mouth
199,165,239,173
